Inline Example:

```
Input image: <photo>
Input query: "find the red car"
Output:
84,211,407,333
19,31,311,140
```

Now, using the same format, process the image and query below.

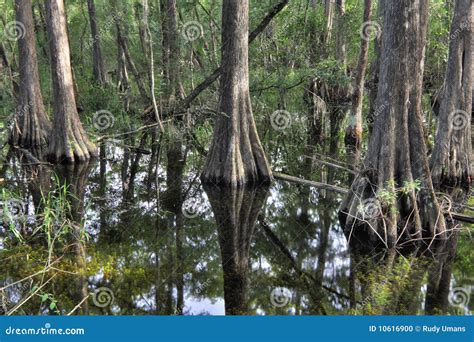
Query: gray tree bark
339,0,446,247
430,0,472,189
9,0,51,148
201,0,272,187
344,0,372,172
87,0,108,85
45,0,97,163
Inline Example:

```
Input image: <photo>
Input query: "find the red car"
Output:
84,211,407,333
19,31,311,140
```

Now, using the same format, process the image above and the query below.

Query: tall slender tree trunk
112,2,130,111
430,0,472,189
335,0,346,66
45,0,97,163
324,0,334,43
339,0,446,247
9,0,51,148
344,0,372,173
139,0,163,130
161,0,184,109
160,0,185,313
201,0,272,187
328,0,350,161
367,0,385,129
87,0,108,85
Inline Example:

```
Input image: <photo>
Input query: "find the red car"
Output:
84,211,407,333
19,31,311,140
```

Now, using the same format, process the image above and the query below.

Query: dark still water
0,144,472,316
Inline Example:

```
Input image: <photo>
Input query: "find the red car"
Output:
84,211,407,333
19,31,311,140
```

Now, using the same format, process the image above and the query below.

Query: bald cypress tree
45,0,97,163
430,0,472,189
201,0,272,187
9,0,51,148
339,0,446,247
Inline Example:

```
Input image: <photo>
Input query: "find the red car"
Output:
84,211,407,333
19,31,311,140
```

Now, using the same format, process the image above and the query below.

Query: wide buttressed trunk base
45,0,98,164
339,0,446,248
9,101,51,148
200,0,272,188
46,120,98,164
200,96,273,188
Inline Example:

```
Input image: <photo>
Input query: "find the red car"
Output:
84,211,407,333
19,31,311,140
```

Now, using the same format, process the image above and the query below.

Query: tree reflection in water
0,148,471,315
204,185,269,315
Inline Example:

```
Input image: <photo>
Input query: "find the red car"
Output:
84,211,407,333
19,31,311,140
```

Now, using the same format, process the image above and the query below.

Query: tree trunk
339,0,446,247
201,0,272,187
344,0,372,172
160,0,185,312
45,0,97,163
367,0,385,129
112,2,130,111
161,0,183,107
140,0,163,130
87,0,108,85
335,0,347,66
430,0,472,189
9,0,51,148
324,0,334,43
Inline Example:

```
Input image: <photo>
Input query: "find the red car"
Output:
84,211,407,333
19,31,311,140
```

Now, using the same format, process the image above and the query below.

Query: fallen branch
273,172,349,194
446,212,474,224
12,147,51,166
303,155,358,174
